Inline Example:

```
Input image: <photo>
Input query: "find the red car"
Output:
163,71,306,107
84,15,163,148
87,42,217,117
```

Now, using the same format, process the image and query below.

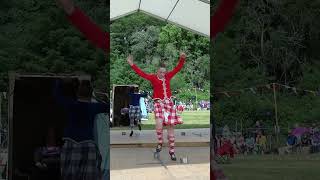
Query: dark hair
134,87,139,93
77,80,93,99
128,86,135,93
159,62,166,68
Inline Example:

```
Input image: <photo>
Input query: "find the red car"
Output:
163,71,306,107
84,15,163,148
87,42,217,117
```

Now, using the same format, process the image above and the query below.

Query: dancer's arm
127,55,153,80
167,53,186,79
211,0,239,40
141,92,148,97
57,0,109,52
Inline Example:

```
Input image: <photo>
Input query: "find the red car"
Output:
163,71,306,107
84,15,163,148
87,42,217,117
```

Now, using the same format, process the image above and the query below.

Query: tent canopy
110,0,210,37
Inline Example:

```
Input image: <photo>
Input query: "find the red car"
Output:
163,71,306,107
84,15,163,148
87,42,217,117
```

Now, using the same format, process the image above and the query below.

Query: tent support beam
139,10,209,38
198,0,210,4
166,0,180,21
138,0,142,12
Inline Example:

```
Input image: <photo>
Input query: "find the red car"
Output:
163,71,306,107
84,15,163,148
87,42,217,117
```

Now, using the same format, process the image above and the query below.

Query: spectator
254,120,263,142
256,131,267,154
236,133,245,154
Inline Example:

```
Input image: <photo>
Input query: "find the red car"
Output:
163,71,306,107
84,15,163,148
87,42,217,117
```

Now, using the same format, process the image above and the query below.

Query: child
217,138,235,159
245,136,255,154
128,86,148,136
236,133,245,154
53,78,108,180
256,131,267,154
127,53,185,160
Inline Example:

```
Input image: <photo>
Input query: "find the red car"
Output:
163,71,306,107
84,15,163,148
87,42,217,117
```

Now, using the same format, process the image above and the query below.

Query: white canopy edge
110,0,210,37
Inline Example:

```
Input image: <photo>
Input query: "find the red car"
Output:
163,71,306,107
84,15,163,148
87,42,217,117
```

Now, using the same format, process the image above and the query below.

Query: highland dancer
127,53,185,161
128,86,148,136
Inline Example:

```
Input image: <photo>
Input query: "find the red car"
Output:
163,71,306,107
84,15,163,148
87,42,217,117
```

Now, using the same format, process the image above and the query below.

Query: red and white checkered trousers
154,99,183,126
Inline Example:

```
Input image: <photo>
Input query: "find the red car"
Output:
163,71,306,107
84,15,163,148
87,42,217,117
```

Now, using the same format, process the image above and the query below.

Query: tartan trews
129,105,142,127
60,138,102,180
156,128,164,144
168,134,175,154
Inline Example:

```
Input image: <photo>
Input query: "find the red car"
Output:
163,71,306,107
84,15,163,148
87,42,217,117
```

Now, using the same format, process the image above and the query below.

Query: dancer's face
157,68,166,78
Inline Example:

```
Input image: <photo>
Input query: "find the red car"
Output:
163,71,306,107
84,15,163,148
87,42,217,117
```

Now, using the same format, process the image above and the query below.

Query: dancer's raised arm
167,52,186,79
56,0,109,52
211,0,239,40
127,55,153,81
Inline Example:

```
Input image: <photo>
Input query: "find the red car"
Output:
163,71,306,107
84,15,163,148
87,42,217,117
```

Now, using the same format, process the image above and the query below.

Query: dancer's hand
180,52,186,59
127,55,134,66
56,0,75,15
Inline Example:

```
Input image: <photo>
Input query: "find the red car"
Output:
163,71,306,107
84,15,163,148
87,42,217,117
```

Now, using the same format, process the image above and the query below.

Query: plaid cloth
61,138,102,180
129,105,142,126
154,99,183,126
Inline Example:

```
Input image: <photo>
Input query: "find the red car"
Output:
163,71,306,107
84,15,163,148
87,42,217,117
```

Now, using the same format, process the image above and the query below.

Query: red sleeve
130,64,153,81
167,55,185,79
68,7,109,52
211,0,239,40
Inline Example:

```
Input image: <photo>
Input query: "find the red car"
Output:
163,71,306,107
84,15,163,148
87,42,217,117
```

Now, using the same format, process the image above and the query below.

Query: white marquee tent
110,0,210,37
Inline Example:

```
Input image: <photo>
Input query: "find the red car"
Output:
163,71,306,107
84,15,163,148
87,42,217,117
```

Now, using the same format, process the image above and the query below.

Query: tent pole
241,119,243,133
166,0,180,21
0,93,2,146
236,120,238,132
273,83,279,146
138,0,142,11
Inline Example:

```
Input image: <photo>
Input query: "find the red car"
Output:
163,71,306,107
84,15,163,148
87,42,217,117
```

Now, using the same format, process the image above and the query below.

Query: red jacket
66,0,239,53
68,6,110,52
130,56,185,100
211,0,239,39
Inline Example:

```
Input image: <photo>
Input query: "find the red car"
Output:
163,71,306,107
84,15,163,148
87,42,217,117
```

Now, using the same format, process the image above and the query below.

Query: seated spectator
311,131,320,153
245,136,255,154
236,133,245,154
218,138,235,158
256,131,267,154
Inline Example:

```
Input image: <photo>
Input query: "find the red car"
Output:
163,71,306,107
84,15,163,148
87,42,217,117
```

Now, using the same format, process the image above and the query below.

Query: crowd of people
215,121,268,160
215,121,320,164
286,123,320,154
141,98,210,113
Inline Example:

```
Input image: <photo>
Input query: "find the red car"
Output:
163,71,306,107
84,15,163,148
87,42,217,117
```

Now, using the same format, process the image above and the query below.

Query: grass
111,110,210,130
220,154,320,180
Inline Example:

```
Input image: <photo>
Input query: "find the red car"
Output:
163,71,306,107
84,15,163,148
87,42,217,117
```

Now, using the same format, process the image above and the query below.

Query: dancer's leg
129,118,134,136
137,107,142,131
129,107,134,136
167,125,175,154
155,118,164,151
167,125,177,160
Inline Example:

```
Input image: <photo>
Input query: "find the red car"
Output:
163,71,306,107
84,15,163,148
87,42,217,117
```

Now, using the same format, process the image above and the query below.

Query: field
221,154,320,180
112,110,210,130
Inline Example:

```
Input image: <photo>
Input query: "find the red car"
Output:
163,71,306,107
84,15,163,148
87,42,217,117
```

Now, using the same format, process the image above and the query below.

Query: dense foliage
212,0,320,130
0,0,108,128
0,0,108,92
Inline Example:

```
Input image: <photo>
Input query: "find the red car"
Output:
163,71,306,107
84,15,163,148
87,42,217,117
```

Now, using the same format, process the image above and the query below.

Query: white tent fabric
110,0,210,37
